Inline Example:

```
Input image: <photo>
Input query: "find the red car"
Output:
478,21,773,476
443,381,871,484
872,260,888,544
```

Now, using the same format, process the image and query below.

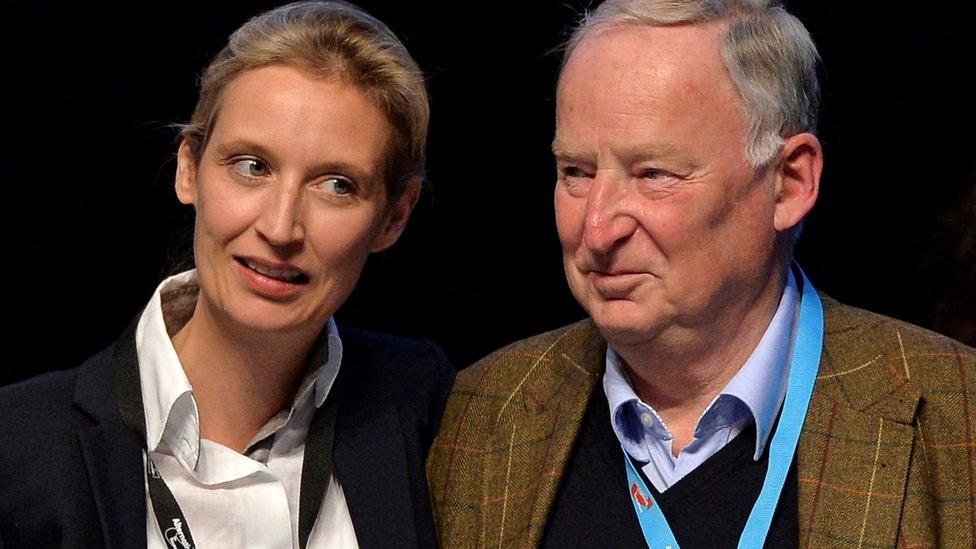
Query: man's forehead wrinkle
566,62,722,124
556,99,687,158
559,93,687,145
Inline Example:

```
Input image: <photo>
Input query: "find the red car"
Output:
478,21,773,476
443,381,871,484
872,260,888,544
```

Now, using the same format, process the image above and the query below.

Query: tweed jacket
428,296,976,547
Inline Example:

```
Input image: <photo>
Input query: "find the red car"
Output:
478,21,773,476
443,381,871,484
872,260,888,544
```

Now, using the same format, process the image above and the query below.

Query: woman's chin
219,301,317,336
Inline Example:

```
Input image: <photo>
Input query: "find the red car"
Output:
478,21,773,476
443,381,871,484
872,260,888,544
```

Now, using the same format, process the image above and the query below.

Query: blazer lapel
73,323,148,549
77,418,148,549
482,320,605,548
797,297,920,548
333,340,419,548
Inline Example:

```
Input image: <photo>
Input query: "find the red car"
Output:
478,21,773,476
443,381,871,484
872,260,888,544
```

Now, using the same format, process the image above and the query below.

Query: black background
2,1,974,386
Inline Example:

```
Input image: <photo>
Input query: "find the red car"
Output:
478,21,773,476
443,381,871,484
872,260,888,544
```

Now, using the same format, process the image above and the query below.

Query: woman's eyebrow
212,139,278,163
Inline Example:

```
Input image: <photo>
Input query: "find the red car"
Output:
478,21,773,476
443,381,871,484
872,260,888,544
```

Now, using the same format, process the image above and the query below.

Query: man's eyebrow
618,143,691,164
551,140,696,167
551,140,591,161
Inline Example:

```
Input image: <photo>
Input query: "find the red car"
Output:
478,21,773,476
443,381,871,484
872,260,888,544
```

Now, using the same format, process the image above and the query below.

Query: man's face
554,22,782,348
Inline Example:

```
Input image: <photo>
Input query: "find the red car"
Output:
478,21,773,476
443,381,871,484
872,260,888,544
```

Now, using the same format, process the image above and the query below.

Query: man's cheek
554,209,585,250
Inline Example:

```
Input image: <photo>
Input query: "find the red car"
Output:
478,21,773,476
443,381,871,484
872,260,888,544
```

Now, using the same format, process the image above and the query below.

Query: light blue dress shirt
603,270,801,492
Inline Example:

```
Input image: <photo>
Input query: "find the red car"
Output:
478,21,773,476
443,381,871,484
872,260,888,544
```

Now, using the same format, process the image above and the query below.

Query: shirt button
640,412,655,428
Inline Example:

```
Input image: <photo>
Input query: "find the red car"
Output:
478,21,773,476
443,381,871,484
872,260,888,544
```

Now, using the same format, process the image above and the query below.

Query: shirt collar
310,317,343,409
722,268,800,459
603,269,801,461
135,269,344,471
136,270,198,463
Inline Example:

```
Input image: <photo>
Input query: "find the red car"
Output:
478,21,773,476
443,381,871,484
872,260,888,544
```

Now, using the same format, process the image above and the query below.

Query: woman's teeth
243,259,304,282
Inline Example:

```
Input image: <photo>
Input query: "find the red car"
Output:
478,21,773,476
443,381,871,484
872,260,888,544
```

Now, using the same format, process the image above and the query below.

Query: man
428,0,976,547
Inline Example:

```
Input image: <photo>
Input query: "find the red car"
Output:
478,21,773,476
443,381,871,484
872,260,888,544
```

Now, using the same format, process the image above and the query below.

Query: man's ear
370,178,422,253
773,132,822,233
175,139,198,206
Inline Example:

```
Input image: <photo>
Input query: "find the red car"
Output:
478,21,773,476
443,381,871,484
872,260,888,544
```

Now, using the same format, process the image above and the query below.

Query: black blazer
0,321,454,548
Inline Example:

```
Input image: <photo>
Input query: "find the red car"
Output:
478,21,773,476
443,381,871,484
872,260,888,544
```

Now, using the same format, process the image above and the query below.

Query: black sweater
542,387,798,548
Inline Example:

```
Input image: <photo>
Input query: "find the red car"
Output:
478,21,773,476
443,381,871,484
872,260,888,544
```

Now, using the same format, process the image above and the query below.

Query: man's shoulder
820,296,976,413
455,318,603,392
823,296,976,366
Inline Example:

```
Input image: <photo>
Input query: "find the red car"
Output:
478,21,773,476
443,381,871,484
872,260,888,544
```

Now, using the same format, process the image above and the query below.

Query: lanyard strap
623,266,824,549
113,334,339,549
145,454,197,549
298,396,339,548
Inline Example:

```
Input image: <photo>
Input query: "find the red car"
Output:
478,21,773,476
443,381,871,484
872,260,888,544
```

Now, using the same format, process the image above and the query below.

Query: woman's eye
322,177,354,196
230,158,269,178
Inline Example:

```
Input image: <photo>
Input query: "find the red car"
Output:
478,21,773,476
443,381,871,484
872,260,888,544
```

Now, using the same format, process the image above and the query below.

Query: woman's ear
175,139,198,206
773,132,822,233
370,178,422,253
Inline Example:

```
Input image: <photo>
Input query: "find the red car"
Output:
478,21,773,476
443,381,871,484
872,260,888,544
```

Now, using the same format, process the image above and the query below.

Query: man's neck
171,299,321,453
613,268,788,455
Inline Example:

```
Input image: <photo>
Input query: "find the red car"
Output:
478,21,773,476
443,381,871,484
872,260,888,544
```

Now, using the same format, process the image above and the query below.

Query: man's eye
562,166,589,178
231,158,269,178
641,168,671,179
322,177,355,196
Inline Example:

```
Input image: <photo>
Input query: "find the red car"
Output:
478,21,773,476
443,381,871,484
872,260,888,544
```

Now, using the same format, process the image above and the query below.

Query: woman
0,2,452,547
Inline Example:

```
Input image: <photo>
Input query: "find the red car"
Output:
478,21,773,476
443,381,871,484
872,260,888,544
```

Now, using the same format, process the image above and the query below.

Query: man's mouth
234,257,309,284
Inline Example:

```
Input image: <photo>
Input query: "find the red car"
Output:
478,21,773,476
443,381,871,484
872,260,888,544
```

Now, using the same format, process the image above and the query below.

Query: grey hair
562,0,820,168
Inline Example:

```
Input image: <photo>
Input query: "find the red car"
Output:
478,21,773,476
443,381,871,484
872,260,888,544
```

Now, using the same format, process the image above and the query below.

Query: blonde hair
563,0,820,168
182,0,429,199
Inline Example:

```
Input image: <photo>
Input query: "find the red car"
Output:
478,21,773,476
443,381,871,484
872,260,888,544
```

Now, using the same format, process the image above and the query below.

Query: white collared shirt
604,270,801,492
136,270,358,548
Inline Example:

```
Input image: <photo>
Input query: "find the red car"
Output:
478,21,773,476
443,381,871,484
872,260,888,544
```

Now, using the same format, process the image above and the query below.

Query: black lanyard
114,334,339,549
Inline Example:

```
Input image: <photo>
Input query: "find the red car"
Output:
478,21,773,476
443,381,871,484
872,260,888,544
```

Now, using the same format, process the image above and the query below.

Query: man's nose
582,175,638,254
255,181,306,247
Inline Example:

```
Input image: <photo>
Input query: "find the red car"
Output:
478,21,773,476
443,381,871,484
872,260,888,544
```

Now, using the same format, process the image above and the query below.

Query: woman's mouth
234,257,309,284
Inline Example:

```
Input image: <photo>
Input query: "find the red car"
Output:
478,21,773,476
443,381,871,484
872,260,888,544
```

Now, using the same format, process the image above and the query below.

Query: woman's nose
255,182,305,247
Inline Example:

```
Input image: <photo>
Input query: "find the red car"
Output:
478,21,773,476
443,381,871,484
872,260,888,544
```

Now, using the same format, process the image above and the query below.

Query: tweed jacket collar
469,295,920,547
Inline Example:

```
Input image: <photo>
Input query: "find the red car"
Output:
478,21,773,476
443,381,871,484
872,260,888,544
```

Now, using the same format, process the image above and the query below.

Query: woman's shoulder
0,369,80,432
339,327,453,375
336,326,455,408
0,344,117,449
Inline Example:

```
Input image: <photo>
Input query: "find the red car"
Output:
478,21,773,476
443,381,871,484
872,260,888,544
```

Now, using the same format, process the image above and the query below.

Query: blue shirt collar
604,269,801,461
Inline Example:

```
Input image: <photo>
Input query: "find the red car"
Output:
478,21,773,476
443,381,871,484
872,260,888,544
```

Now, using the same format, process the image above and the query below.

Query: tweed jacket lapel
478,321,605,547
796,296,920,548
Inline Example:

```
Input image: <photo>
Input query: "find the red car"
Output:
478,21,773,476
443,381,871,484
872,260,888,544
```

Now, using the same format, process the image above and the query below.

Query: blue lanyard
623,267,824,549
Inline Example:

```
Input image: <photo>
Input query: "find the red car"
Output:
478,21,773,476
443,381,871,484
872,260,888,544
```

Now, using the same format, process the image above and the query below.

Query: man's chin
587,302,663,348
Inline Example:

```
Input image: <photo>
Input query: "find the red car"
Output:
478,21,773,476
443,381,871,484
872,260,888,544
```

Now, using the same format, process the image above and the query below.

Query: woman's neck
171,298,320,453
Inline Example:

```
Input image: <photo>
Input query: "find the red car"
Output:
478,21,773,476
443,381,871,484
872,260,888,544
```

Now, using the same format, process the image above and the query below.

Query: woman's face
176,64,416,335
